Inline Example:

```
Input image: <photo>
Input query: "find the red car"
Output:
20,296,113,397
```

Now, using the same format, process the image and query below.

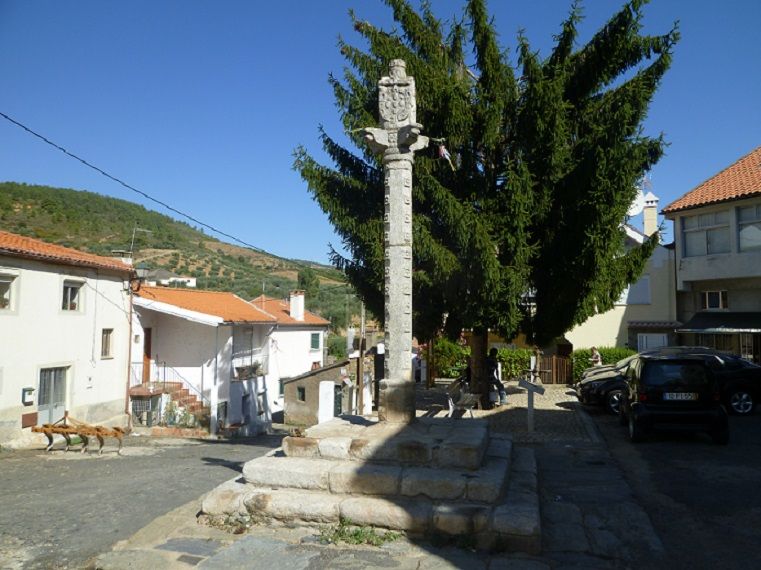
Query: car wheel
606,390,623,415
628,414,645,443
727,389,755,415
711,428,729,445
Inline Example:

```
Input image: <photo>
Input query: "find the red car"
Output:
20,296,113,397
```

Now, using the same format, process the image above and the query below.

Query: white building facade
132,288,328,435
0,231,133,447
564,196,678,352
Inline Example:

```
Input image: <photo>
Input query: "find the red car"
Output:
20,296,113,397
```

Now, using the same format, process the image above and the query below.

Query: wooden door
142,328,152,383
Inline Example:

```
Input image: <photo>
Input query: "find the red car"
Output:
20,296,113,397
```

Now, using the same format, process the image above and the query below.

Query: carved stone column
362,60,428,423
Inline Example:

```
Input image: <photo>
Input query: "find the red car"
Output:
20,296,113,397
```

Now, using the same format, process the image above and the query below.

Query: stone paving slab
294,415,491,470
95,382,665,570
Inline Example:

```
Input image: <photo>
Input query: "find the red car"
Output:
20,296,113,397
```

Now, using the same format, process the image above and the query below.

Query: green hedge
571,347,636,381
496,348,533,380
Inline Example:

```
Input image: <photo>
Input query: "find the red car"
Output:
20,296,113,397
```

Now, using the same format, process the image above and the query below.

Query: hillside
0,182,359,328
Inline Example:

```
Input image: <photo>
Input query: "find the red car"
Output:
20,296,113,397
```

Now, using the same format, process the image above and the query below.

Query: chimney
643,191,659,237
290,290,305,321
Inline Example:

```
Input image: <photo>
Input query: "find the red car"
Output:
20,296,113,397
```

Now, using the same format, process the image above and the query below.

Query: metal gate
39,367,66,424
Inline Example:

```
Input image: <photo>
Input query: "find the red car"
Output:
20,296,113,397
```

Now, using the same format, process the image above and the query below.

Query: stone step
283,416,492,470
202,440,540,554
241,449,511,503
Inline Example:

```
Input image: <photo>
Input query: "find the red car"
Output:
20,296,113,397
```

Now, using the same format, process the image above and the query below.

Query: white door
39,367,67,424
637,333,667,352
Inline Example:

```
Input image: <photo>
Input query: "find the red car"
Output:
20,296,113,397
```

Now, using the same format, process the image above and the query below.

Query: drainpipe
210,326,219,436
124,278,134,429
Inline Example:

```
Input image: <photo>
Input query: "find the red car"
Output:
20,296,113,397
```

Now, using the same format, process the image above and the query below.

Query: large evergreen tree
295,0,677,366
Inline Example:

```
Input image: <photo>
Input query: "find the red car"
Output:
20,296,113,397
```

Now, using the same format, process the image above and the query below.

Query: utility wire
1,110,300,267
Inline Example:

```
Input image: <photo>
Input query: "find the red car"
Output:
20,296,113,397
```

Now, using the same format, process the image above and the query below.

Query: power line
0,110,298,267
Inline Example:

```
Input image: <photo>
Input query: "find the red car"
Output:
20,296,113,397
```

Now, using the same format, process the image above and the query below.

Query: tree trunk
468,329,489,407
426,342,437,388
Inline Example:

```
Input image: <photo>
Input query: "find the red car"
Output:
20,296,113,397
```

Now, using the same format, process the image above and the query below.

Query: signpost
520,352,547,432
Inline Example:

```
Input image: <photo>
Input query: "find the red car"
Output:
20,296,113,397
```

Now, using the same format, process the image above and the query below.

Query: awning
676,312,761,334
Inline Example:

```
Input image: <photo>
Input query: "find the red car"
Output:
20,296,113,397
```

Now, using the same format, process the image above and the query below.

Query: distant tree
297,267,320,306
295,0,677,396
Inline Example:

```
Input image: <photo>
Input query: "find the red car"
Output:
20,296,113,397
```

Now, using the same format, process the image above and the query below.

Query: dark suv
620,354,729,444
576,347,761,416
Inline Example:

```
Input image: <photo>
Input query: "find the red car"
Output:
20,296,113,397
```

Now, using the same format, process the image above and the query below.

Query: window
682,210,730,256
310,332,320,351
0,276,13,310
700,290,728,310
738,204,761,252
101,329,113,358
62,281,82,311
297,386,306,401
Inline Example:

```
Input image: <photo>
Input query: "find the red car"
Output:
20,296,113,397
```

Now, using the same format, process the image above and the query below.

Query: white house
251,292,330,382
564,194,678,352
131,288,329,435
0,231,134,447
663,145,761,362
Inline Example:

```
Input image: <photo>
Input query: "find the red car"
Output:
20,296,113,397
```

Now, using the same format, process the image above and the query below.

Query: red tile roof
136,286,276,323
663,146,761,214
251,294,330,326
0,230,133,273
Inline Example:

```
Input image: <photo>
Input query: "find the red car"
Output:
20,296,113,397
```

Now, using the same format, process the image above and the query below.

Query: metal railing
130,361,210,407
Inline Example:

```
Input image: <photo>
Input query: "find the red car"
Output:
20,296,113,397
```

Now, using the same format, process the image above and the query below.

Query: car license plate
663,392,698,401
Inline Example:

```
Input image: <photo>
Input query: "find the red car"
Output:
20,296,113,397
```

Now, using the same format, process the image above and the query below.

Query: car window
642,361,711,389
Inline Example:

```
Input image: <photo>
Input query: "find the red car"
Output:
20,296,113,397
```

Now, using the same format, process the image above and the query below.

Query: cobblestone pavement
417,380,598,444
0,435,280,569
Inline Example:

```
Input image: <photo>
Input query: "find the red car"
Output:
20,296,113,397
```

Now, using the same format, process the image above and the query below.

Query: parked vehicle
576,347,761,416
619,354,729,444
574,355,636,415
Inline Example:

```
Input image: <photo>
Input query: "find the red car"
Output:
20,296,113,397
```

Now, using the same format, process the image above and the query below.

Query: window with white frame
310,332,320,351
738,204,761,252
101,328,113,358
682,210,730,256
62,281,82,311
0,276,14,310
700,290,728,310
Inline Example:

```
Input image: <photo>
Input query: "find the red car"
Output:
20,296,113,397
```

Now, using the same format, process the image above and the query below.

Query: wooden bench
446,379,480,418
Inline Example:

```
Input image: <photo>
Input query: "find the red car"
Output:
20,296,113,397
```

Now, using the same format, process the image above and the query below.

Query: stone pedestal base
378,378,416,423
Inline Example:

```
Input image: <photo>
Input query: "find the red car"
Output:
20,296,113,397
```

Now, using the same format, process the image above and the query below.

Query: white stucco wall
565,246,676,349
269,327,325,380
0,256,131,446
132,309,231,412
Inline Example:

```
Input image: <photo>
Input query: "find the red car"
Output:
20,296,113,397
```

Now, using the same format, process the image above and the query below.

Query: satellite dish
627,188,645,217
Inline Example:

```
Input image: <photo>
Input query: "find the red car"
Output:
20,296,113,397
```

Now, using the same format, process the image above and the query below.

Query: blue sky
1,1,759,263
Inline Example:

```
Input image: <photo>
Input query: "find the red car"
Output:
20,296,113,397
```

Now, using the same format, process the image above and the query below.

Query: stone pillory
362,60,428,423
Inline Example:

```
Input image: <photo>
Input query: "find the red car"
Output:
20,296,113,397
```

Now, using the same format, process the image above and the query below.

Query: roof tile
251,294,330,326
136,286,276,323
0,230,133,273
663,146,761,214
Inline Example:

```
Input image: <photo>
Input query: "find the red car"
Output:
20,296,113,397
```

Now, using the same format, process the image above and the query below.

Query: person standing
486,348,507,405
590,347,602,367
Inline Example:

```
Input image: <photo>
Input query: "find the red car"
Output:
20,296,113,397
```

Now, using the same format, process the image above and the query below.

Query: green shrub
571,347,636,381
433,337,470,378
328,334,347,359
496,348,533,380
